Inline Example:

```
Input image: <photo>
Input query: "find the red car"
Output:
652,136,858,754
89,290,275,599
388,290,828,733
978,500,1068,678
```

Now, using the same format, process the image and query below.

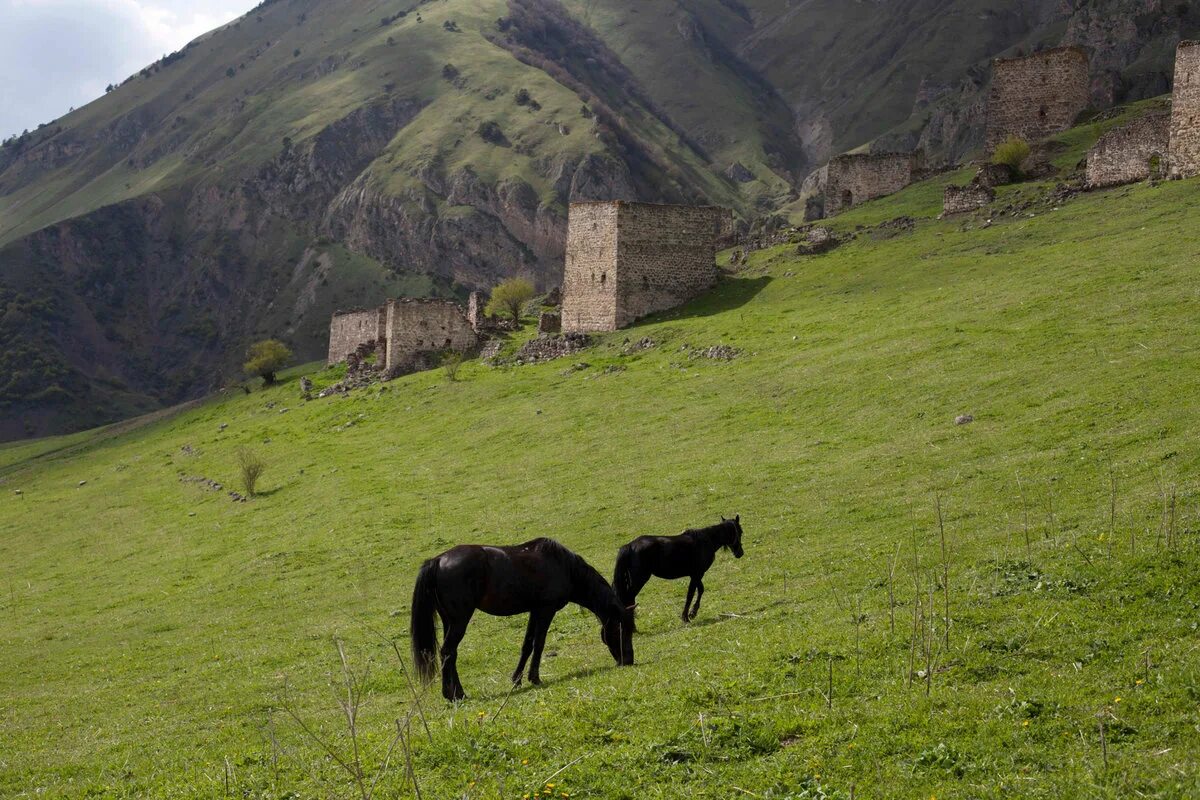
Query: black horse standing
613,515,744,623
410,538,634,701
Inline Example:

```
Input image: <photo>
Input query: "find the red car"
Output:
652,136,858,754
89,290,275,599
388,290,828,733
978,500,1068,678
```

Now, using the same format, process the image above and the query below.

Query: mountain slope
2,0,1197,441
3,112,1200,795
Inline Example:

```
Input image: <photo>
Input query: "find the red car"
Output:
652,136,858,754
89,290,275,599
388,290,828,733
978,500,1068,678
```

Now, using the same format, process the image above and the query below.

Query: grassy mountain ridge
2,0,1196,441
3,105,1200,796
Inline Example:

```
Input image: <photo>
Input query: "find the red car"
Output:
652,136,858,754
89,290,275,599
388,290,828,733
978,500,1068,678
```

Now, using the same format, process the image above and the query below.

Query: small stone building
824,153,916,216
943,183,995,215
561,201,726,333
327,306,386,365
1169,40,1200,179
1086,112,1170,189
327,298,476,374
985,47,1090,153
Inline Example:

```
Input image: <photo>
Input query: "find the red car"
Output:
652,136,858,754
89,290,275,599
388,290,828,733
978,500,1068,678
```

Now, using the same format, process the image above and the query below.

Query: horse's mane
534,538,621,617
683,519,736,544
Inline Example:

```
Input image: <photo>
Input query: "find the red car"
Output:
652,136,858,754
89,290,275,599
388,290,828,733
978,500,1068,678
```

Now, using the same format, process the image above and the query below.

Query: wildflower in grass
1136,679,1144,685
1114,696,1122,703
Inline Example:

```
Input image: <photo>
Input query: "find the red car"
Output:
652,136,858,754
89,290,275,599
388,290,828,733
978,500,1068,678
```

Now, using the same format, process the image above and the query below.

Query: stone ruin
1086,112,1170,189
942,183,995,215
822,153,916,216
326,297,478,379
537,312,561,334
1170,41,1200,179
985,47,1090,153
561,201,728,334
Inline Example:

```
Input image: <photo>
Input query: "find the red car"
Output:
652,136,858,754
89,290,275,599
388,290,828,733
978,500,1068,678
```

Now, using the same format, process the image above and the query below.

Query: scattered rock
219,423,228,431
561,362,590,375
622,337,655,354
955,414,974,426
300,376,313,398
796,226,841,255
684,344,741,361
14,489,22,495
180,444,196,456
480,340,504,362
78,480,87,487
181,475,224,492
229,491,248,503
511,333,591,364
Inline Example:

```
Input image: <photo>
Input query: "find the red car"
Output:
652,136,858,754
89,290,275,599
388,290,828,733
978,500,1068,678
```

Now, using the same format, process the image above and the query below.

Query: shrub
992,136,1030,172
442,63,459,80
485,278,535,325
515,88,531,106
441,350,465,382
243,339,292,385
236,447,265,497
476,120,506,145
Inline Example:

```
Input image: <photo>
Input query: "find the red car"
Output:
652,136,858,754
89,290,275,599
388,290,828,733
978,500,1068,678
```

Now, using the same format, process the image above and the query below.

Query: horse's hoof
529,676,542,686
511,675,523,687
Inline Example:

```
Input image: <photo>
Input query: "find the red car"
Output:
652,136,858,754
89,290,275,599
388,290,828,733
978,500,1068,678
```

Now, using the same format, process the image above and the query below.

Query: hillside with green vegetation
3,0,1197,442
4,104,1200,797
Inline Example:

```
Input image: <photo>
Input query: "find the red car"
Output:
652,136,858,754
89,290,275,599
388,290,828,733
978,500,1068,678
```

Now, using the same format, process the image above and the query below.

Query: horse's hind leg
511,614,538,686
440,613,472,701
682,579,698,624
528,610,555,685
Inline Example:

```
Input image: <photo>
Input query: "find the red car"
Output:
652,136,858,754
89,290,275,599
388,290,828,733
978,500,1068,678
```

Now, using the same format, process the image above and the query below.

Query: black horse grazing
410,538,634,701
613,515,744,624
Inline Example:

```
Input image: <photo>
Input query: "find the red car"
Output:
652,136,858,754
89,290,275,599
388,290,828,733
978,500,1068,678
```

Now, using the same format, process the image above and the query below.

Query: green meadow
4,141,1200,797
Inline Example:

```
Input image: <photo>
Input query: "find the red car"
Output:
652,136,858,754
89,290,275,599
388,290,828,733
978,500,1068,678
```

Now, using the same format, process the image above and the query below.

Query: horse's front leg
689,577,705,621
511,614,538,686
682,579,698,624
528,610,555,685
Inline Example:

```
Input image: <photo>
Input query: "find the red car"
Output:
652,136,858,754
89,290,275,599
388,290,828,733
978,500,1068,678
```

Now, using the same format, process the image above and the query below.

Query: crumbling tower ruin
327,299,477,375
986,47,1090,152
561,201,726,333
1169,41,1200,178
823,153,916,216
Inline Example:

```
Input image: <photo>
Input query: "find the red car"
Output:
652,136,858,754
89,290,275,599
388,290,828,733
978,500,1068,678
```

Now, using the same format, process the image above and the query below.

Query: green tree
243,339,292,385
485,278,535,326
992,136,1031,172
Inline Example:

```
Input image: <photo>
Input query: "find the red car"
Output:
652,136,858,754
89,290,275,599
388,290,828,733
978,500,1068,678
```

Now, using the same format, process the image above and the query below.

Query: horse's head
720,514,745,558
600,603,635,666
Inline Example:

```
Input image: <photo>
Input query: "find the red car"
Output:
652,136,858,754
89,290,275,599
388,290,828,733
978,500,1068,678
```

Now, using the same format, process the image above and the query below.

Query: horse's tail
613,544,638,606
410,558,440,685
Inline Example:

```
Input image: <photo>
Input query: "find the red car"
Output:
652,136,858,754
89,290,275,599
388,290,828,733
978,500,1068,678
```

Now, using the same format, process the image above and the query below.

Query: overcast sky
1,0,255,140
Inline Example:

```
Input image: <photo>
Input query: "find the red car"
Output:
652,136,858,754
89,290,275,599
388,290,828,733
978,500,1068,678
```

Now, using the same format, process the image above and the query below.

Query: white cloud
0,0,253,139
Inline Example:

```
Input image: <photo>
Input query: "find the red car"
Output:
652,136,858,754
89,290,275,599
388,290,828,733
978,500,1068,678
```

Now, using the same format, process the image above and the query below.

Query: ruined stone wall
383,299,477,373
985,47,1090,152
561,202,620,333
1087,112,1170,188
943,184,994,215
1169,41,1200,178
824,154,915,215
327,306,386,365
612,202,720,328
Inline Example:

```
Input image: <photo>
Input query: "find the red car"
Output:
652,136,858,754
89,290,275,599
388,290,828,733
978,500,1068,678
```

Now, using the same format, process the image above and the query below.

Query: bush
485,278,535,325
442,63,459,80
243,339,292,385
441,350,465,382
236,447,266,497
476,120,507,145
992,136,1030,171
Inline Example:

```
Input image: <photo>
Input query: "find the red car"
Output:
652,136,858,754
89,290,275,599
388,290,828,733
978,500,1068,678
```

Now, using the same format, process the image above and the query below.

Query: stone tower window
841,189,853,209
600,273,607,286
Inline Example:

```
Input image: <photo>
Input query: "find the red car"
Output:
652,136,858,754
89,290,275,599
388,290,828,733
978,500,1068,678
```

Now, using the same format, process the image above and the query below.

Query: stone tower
561,201,725,333
1169,41,1200,178
985,47,1090,152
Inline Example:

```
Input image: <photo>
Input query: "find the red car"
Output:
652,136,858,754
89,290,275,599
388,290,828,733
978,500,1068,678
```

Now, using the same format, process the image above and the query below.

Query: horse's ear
720,514,727,522
735,514,740,524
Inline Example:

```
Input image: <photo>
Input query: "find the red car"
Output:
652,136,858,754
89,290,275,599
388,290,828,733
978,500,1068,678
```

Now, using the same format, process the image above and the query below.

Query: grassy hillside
4,145,1200,797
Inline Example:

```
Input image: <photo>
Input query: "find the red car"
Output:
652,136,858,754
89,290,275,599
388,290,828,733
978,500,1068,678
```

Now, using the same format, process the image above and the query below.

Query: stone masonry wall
986,47,1090,153
943,184,995,215
562,201,722,333
1086,112,1170,188
327,306,386,365
1169,41,1200,178
383,298,477,373
561,202,621,333
824,153,915,216
612,202,721,329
